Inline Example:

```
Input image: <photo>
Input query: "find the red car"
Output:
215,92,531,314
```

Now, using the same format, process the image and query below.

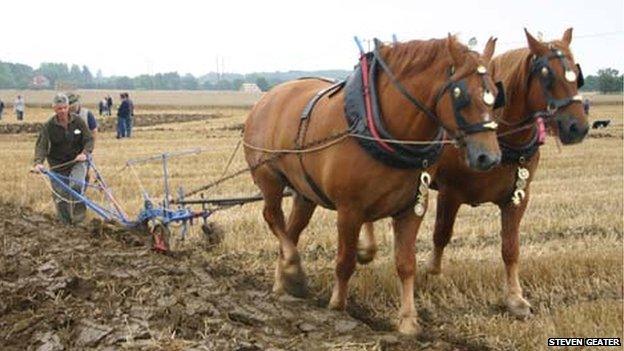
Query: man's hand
74,153,87,162
31,164,45,174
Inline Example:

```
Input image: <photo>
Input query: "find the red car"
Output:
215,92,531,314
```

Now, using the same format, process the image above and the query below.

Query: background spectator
67,92,98,139
106,95,113,116
116,93,132,138
14,95,25,121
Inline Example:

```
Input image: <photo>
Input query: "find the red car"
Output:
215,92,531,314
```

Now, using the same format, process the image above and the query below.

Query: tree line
0,61,350,92
0,60,621,93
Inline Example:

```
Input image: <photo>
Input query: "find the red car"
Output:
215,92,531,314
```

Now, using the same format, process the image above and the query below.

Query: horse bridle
496,47,585,130
371,41,503,142
531,47,584,114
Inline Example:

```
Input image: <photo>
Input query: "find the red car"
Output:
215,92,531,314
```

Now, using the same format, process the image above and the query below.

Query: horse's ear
483,37,497,62
562,27,573,46
373,38,384,50
524,28,545,54
446,33,463,67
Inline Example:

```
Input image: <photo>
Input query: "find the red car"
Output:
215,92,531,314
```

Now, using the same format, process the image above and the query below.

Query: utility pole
216,55,220,80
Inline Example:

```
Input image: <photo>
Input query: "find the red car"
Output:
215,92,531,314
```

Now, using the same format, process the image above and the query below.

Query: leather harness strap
294,81,345,209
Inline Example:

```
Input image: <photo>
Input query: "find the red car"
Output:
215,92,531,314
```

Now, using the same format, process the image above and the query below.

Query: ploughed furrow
0,202,445,351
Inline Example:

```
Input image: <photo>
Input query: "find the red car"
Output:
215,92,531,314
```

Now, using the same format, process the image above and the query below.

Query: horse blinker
494,81,506,109
576,64,584,88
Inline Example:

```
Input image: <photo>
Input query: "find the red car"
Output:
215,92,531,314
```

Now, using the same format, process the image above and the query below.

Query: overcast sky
1,0,621,77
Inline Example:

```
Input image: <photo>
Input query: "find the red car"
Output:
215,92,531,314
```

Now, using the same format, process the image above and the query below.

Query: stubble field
0,96,622,350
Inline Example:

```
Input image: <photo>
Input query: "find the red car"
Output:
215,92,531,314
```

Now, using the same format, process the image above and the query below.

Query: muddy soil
0,203,454,350
0,113,224,134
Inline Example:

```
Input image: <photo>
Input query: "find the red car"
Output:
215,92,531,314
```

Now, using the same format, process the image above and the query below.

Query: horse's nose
474,151,501,171
558,116,589,144
466,142,501,171
568,120,589,140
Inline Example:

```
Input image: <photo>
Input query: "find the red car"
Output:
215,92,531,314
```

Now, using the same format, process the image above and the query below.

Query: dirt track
0,203,454,351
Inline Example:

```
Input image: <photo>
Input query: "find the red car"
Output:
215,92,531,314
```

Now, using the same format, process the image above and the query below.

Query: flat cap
66,92,80,105
53,93,69,106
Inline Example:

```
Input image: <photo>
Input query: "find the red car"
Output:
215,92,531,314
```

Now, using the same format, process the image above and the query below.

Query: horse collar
343,52,444,169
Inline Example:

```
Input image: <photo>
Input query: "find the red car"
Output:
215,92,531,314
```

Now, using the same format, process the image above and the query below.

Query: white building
239,83,262,93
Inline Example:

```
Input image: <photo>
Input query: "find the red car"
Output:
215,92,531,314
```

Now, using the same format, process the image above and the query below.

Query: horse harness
294,79,345,209
502,47,585,205
293,43,504,212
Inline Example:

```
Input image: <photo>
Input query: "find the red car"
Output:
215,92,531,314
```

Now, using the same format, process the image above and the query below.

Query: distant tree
0,63,15,88
152,73,165,90
0,62,32,89
214,79,233,90
232,78,245,91
38,62,70,86
180,74,199,90
597,68,623,93
134,74,154,90
255,77,269,91
580,75,598,92
162,72,181,90
69,64,82,85
201,80,214,90
82,66,94,88
268,78,284,89
113,76,134,89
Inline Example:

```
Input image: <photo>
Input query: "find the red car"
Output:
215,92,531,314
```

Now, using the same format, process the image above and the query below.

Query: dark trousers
117,117,132,138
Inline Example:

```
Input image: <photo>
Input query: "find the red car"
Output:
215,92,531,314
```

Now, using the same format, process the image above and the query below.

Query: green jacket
34,113,94,173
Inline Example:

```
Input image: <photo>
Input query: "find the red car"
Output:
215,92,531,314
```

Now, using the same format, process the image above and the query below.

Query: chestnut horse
244,35,501,334
357,28,589,318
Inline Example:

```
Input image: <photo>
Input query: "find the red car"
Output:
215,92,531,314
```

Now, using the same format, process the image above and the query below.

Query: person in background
98,98,105,116
583,98,591,115
116,93,132,138
67,92,98,139
106,95,113,116
126,92,134,137
32,93,94,224
14,95,25,121
0,98,4,120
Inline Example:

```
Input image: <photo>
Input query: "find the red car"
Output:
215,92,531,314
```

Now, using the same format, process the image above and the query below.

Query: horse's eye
541,67,549,76
453,87,462,98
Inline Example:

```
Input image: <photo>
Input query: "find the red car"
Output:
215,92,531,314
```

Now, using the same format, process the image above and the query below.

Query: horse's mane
380,37,482,79
491,48,532,104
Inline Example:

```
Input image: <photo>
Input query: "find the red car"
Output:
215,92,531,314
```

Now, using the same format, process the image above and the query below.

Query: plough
39,149,283,253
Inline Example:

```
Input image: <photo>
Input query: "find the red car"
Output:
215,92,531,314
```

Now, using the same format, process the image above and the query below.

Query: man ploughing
32,93,94,224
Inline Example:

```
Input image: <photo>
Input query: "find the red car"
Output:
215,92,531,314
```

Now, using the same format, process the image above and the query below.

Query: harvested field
0,99,622,350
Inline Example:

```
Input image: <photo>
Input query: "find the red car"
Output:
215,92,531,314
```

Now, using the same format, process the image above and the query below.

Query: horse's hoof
281,264,308,298
397,315,421,335
356,248,377,265
425,260,442,275
506,295,532,318
328,297,346,311
272,280,285,295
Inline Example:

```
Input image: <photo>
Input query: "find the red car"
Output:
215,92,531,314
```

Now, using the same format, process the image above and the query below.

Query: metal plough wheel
148,219,171,253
